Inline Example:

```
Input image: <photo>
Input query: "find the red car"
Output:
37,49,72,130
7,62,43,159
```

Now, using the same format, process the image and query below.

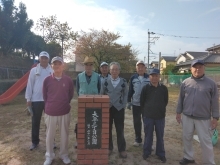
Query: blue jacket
127,73,150,106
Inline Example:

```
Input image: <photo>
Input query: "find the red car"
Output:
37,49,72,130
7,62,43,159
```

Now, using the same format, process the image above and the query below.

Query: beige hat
83,56,95,64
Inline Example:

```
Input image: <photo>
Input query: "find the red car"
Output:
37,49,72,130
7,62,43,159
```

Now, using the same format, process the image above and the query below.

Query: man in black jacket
140,68,168,163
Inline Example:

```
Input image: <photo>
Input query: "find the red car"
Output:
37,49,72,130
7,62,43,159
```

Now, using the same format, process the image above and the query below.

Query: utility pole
61,35,64,59
147,29,159,71
148,30,150,69
159,52,161,71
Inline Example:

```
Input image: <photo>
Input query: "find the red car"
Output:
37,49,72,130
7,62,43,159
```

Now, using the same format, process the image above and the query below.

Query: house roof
162,56,176,62
205,53,220,63
151,61,158,64
175,51,207,61
176,53,220,66
186,51,208,58
206,44,220,51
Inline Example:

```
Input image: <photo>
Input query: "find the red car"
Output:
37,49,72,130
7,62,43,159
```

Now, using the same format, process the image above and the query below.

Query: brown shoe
119,151,127,158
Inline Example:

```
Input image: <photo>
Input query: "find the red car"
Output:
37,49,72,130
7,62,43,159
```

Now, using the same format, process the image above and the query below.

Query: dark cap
51,56,63,63
191,59,204,67
150,68,160,75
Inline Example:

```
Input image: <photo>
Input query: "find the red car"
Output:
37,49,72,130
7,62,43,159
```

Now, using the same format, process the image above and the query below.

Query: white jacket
25,64,53,102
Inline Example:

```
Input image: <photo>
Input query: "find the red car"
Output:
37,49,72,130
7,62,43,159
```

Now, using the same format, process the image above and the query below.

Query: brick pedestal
77,95,109,165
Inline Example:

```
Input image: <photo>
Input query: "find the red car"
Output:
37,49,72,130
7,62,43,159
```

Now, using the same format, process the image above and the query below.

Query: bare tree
74,29,138,72
36,15,78,59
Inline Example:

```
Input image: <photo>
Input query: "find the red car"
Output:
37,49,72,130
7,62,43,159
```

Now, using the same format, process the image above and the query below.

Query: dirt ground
0,87,220,165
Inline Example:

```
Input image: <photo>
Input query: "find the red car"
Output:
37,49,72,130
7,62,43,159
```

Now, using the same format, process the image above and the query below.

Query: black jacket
140,83,168,119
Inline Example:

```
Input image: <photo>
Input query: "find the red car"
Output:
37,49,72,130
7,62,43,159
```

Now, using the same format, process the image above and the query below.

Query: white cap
39,51,49,59
51,56,63,63
136,60,145,66
100,62,108,67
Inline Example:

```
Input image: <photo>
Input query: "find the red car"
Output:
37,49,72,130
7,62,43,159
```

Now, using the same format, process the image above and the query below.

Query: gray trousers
182,114,215,165
44,113,70,160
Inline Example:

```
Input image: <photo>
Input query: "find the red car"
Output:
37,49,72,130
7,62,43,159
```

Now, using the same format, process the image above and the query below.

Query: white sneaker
133,142,141,147
61,156,71,164
43,158,53,165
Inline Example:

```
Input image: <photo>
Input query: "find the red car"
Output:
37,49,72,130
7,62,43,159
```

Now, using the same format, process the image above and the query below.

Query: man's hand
127,102,132,110
27,101,31,107
176,113,181,124
211,118,218,130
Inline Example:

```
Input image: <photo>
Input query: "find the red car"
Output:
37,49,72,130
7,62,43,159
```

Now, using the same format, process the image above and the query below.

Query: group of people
26,53,73,165
25,51,219,165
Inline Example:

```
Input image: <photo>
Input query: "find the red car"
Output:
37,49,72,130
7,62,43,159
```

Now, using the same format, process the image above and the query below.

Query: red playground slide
0,64,37,105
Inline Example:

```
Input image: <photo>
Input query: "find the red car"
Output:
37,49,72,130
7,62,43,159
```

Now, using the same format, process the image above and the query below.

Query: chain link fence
0,67,29,79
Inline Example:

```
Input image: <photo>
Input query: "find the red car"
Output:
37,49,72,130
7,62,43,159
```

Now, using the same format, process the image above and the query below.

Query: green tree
0,0,33,56
45,42,61,59
74,29,138,72
35,15,78,58
0,0,16,55
24,32,46,59
162,64,178,75
12,2,33,50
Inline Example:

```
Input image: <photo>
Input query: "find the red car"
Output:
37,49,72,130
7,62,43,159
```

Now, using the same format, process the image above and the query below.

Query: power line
154,32,220,39
147,30,160,69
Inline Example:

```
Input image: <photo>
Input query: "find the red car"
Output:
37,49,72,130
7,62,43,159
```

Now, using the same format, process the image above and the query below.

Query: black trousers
109,106,126,152
31,101,44,145
132,105,143,143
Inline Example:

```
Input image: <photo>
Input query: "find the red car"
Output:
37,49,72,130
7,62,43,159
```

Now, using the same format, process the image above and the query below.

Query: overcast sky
15,0,220,62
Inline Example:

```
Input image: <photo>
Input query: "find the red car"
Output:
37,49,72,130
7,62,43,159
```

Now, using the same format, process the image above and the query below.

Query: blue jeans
143,117,165,157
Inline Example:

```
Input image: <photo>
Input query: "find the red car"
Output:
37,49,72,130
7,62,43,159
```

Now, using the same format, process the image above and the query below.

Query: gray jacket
176,75,219,119
100,77,128,111
127,73,149,106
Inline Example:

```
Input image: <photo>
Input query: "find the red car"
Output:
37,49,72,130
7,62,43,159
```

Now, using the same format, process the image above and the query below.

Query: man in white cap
127,60,150,147
43,56,74,165
25,51,53,150
99,62,110,83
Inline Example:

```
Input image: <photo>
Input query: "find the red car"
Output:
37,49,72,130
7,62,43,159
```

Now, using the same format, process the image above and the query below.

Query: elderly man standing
100,62,128,158
127,60,149,146
25,51,53,150
176,59,219,165
140,68,168,163
75,56,101,148
43,56,74,165
76,56,101,95
99,61,110,83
